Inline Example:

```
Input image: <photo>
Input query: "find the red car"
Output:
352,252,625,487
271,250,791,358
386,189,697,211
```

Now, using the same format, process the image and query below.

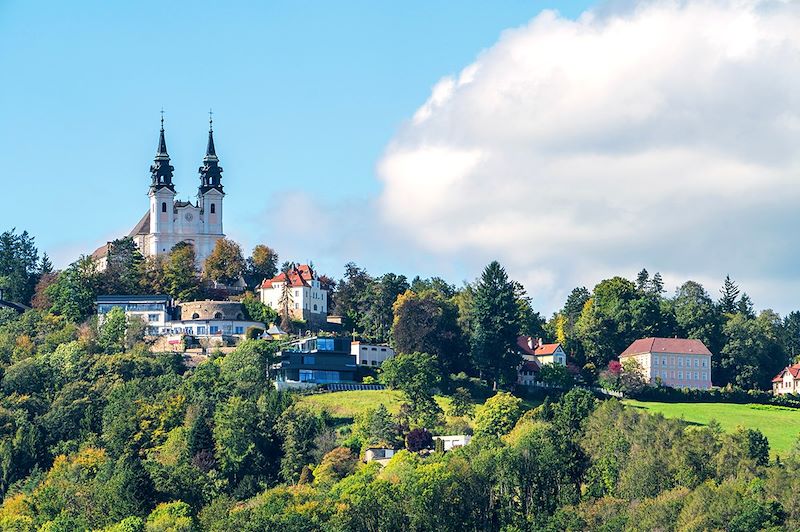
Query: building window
302,356,316,365
234,326,244,334
702,359,707,367
197,326,207,335
192,313,200,319
361,360,367,365
210,203,216,214
313,304,317,311
147,314,159,322
371,360,377,366
214,312,223,319
161,202,167,213
210,326,219,334
702,372,707,380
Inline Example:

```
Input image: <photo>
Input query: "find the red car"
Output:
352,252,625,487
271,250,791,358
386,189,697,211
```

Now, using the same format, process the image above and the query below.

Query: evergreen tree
635,269,650,291
718,275,740,314
0,228,40,304
737,293,755,318
650,272,665,294
470,261,522,389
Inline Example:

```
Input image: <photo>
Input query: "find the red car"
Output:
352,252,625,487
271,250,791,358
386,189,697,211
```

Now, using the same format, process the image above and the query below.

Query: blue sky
0,0,590,259
3,0,799,315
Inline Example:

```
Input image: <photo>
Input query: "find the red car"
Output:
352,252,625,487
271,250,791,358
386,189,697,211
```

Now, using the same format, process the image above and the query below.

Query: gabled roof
520,359,541,373
773,363,800,382
535,343,562,356
91,243,110,259
620,337,712,357
516,336,538,355
259,264,316,289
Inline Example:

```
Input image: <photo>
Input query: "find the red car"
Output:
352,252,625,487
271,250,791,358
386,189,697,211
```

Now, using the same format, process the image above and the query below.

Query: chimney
527,337,534,350
538,338,543,348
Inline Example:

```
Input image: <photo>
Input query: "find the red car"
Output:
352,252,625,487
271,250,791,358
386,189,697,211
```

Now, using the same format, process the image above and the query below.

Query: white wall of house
774,372,800,395
352,342,394,367
258,279,328,320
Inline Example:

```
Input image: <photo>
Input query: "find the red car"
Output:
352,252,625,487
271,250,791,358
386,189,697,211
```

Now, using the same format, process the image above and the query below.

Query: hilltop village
2,121,800,530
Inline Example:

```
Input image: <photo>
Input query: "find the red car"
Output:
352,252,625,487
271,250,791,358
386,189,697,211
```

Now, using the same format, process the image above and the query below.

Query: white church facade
94,117,226,268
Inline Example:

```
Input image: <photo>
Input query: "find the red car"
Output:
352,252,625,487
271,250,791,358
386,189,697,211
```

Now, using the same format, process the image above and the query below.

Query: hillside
624,400,800,455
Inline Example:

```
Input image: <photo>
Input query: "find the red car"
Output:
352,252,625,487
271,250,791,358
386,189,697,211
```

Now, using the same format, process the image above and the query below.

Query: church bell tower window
161,202,167,213
210,203,216,214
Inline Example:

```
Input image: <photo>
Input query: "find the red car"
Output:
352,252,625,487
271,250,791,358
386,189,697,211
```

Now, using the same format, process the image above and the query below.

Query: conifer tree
470,261,522,389
718,275,740,314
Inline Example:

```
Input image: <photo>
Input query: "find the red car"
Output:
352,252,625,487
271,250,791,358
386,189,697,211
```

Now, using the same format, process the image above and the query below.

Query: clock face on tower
184,213,194,222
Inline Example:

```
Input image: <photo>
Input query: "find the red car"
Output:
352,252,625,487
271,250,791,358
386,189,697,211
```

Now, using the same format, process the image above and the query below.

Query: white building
772,364,800,396
433,435,472,451
257,264,328,325
517,336,567,366
351,342,395,368
93,117,226,269
620,337,713,389
95,296,263,339
96,295,173,333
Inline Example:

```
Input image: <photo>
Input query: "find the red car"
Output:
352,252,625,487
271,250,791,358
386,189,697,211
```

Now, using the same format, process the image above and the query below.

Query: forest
2,227,800,530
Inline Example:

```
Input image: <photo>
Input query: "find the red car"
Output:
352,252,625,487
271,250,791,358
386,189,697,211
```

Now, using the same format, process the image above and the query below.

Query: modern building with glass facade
272,336,357,389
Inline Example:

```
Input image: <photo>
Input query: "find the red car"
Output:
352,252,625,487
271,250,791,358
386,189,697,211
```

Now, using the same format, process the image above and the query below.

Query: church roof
91,243,110,259
128,211,150,237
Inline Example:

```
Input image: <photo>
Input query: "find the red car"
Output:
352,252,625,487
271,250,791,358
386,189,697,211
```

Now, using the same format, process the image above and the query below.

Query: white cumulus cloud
377,0,800,314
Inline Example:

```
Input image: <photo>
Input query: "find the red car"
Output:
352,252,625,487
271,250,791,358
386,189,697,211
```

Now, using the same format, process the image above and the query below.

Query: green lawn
624,400,800,455
298,389,406,421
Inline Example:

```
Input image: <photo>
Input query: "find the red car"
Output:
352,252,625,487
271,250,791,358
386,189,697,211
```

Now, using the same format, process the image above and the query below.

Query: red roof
516,336,538,355
535,343,562,356
520,360,541,373
620,337,712,357
773,363,800,382
259,264,315,289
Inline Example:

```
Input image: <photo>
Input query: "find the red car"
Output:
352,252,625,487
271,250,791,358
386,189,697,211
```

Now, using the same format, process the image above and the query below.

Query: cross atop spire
205,112,217,159
150,111,175,192
198,110,223,194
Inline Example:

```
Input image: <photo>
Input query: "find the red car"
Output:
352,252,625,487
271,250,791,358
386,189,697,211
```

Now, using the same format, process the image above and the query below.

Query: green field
624,400,800,455
298,389,407,421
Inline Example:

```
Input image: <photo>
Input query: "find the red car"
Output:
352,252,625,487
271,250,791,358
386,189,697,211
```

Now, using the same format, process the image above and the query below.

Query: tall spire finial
209,108,213,131
151,109,175,192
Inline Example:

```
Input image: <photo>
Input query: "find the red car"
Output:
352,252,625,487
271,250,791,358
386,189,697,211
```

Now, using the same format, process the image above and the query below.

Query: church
94,116,226,268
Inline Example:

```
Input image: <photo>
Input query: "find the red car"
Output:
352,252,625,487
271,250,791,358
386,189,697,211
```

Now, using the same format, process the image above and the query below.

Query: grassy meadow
624,400,800,455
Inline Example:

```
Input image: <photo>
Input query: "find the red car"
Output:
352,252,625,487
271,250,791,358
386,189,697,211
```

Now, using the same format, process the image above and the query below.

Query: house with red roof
772,363,800,396
257,264,328,325
620,337,713,389
515,336,568,386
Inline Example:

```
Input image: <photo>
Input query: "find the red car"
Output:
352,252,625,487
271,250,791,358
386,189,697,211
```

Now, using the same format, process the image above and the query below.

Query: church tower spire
198,110,224,194
150,112,175,192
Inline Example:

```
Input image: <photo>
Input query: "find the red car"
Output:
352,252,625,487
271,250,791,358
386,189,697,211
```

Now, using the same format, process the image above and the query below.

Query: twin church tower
127,115,227,267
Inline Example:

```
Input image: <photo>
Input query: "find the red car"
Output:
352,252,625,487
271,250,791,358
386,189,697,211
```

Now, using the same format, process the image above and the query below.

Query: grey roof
128,211,150,236
96,295,171,304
